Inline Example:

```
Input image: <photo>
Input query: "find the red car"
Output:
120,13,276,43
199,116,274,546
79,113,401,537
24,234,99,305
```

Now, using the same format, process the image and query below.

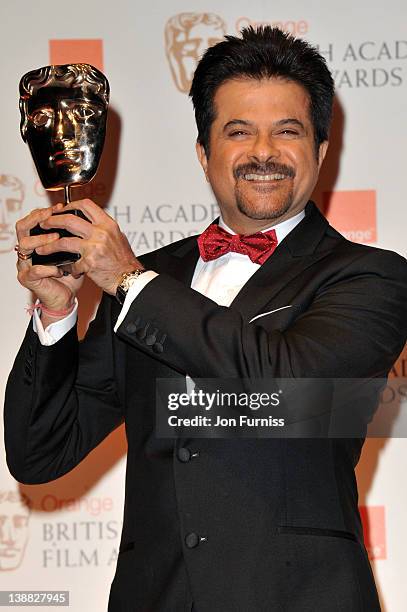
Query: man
5,27,407,611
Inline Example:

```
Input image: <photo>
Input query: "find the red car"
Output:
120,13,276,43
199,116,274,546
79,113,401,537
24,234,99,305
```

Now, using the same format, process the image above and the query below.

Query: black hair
189,26,334,156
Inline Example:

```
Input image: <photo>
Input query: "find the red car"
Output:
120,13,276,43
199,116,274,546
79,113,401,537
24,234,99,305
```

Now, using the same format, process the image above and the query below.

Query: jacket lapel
229,203,336,321
153,202,339,323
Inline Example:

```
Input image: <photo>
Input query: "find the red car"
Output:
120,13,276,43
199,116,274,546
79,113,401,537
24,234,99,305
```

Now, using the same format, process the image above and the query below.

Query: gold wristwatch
116,269,146,305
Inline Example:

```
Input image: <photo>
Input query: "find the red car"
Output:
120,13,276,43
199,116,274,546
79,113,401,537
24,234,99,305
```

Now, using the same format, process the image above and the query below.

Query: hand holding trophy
19,63,110,267
16,63,140,317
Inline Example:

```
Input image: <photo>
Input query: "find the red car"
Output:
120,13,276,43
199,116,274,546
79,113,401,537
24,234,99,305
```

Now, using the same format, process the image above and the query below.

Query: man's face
169,21,224,92
0,176,24,252
196,77,328,234
0,499,30,571
24,86,107,190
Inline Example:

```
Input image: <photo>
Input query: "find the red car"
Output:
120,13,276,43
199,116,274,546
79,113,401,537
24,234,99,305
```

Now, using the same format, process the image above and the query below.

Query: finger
64,198,112,225
16,256,33,272
66,268,85,279
19,263,63,281
69,259,88,277
19,232,60,253
28,264,62,279
15,207,55,241
40,213,93,238
35,236,84,256
58,263,85,278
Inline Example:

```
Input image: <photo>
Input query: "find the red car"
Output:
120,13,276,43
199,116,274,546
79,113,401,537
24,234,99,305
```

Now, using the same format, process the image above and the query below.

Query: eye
13,515,28,529
72,105,96,121
31,109,52,128
229,130,249,138
6,198,21,212
277,129,300,137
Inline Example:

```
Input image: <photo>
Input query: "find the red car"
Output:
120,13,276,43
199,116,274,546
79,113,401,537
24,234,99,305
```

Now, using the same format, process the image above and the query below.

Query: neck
221,207,306,235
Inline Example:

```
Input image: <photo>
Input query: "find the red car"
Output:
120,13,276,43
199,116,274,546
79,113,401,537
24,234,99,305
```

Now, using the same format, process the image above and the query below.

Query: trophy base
30,209,88,267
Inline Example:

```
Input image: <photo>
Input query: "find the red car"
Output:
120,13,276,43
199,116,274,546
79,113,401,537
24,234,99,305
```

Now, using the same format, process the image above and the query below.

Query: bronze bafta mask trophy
19,63,109,266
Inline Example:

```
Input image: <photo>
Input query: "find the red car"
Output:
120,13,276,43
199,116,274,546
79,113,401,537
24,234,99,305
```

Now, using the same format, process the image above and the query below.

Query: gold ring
14,245,33,261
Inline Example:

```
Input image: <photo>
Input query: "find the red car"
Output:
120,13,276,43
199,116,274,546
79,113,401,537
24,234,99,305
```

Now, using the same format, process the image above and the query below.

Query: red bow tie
198,223,278,265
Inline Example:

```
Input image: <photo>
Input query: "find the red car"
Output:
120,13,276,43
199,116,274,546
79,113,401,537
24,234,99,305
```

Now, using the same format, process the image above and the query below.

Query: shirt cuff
114,270,158,332
32,298,78,346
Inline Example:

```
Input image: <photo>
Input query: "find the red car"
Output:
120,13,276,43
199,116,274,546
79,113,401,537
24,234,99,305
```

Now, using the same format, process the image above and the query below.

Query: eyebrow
274,118,305,130
223,118,306,131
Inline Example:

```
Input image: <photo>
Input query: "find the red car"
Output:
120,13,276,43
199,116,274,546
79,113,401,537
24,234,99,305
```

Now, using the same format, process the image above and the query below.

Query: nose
247,133,280,164
0,523,15,546
0,204,8,225
54,108,75,142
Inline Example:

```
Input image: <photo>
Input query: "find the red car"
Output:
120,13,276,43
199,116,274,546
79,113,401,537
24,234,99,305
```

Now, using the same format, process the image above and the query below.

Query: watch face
122,275,133,291
118,270,144,297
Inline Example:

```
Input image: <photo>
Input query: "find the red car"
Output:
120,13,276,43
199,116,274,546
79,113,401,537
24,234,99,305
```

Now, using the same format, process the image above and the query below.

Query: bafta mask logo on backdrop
0,175,25,253
165,13,226,93
0,491,31,571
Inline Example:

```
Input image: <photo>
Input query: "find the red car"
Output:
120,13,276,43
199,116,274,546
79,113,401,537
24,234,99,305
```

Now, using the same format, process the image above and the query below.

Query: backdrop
0,1,406,609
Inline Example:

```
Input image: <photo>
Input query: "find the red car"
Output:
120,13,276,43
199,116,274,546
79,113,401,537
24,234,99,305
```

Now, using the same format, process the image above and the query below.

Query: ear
317,140,329,170
196,142,209,181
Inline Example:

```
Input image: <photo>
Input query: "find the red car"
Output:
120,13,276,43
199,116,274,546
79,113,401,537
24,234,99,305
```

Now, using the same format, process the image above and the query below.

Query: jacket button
125,322,137,334
177,447,191,462
136,327,147,340
185,532,199,549
145,334,157,346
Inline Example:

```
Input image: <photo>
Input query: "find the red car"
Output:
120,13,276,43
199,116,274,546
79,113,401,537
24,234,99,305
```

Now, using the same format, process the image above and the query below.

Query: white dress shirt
34,210,305,345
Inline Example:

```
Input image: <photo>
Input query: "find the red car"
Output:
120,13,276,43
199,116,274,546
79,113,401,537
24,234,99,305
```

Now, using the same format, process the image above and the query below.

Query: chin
235,184,294,220
237,200,293,221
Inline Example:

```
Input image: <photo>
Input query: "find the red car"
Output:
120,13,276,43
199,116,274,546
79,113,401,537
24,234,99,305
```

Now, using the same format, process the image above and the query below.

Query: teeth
243,173,286,181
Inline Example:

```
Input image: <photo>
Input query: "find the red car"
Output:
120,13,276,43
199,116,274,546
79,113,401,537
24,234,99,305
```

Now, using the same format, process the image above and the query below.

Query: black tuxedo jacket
4,203,407,611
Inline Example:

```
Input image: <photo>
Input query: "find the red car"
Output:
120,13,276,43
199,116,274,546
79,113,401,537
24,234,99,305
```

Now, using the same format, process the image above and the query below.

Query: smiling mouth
243,173,287,181
0,548,19,557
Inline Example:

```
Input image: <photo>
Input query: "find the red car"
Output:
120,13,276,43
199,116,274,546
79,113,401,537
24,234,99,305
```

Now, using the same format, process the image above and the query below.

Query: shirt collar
218,209,306,245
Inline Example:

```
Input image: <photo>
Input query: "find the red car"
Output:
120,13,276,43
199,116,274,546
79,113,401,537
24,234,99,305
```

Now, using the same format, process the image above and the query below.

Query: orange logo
235,17,309,37
359,505,386,560
0,491,31,571
323,190,377,244
165,13,226,93
49,39,104,70
0,175,25,254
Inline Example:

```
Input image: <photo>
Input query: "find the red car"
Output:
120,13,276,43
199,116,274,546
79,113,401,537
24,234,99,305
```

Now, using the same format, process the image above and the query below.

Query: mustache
234,162,295,179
